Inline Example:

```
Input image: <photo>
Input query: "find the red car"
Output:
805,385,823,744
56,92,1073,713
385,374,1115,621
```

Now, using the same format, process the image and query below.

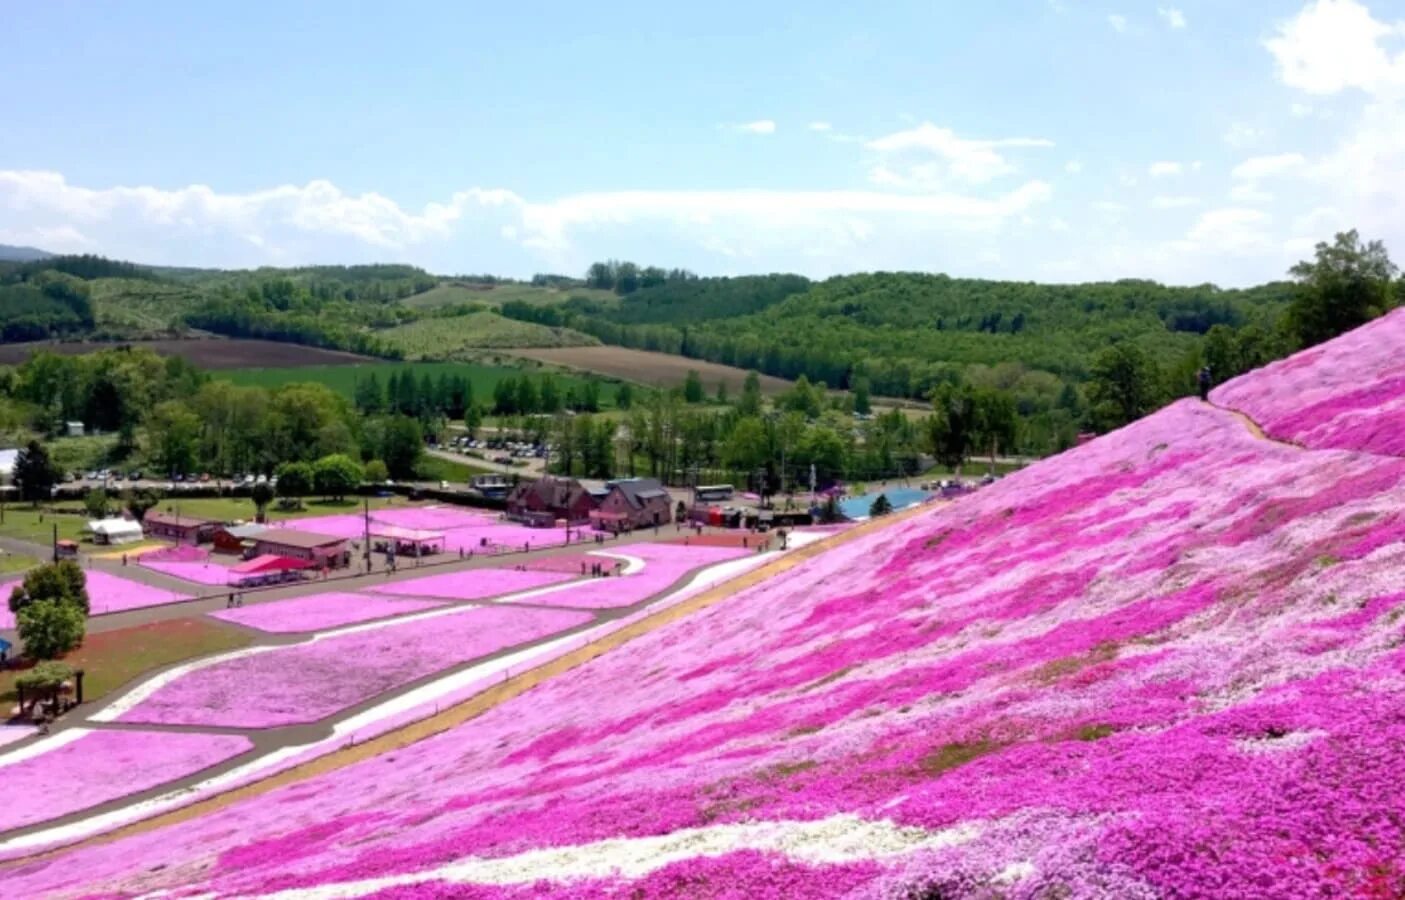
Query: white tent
86,518,144,545
0,448,17,485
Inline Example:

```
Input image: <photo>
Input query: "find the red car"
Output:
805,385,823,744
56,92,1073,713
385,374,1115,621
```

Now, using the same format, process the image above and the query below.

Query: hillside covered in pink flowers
9,311,1405,896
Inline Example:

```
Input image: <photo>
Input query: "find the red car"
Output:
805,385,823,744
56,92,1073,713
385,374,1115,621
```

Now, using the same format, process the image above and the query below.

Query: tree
313,454,363,501
13,440,59,505
615,381,634,411
738,371,763,417
9,560,90,616
146,400,201,476
364,459,389,483
275,461,314,501
17,600,85,660
463,404,484,438
1288,229,1397,348
539,375,562,414
853,376,872,416
15,661,75,709
1087,342,1163,431
82,488,110,520
972,388,1018,472
1201,324,1240,386
869,494,893,517
250,481,275,523
363,415,423,480
124,488,159,523
927,383,978,470
715,381,728,405
683,370,705,404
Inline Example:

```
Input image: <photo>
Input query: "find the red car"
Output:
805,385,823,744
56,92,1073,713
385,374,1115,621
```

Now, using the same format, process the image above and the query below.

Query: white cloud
0,169,1053,274
1064,160,1083,174
1230,183,1275,204
1108,14,1129,33
1157,7,1187,29
1265,0,1405,95
1093,200,1127,214
1223,123,1266,149
1231,153,1308,179
1152,195,1202,209
864,122,1053,187
808,121,832,132
1290,102,1314,117
735,120,776,135
1183,208,1273,253
1148,161,1184,177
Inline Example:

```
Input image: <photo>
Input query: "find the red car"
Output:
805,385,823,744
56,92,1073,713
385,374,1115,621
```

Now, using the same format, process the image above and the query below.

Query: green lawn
0,550,39,576
217,360,624,408
0,505,90,545
415,454,494,483
379,311,597,358
0,617,253,704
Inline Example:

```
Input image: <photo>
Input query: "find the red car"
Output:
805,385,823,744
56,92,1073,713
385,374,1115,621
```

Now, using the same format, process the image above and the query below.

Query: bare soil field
0,339,373,369
507,346,797,395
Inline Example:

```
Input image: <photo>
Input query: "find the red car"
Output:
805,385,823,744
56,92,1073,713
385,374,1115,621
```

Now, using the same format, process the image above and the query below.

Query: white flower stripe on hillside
262,814,982,899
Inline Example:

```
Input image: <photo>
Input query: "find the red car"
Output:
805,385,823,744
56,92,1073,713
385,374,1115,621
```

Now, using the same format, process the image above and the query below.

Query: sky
2,0,1404,286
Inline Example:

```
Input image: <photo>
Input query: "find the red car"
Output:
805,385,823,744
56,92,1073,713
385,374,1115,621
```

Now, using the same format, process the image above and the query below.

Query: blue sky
2,0,1404,285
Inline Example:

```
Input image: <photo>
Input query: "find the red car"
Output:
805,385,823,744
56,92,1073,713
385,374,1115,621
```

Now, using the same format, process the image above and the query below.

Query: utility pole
363,494,371,566
52,522,58,562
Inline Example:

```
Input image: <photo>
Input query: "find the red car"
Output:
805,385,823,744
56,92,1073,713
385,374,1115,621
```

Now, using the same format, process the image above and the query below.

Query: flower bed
211,592,445,634
369,568,574,602
15,320,1405,898
0,570,192,629
114,604,591,728
141,559,238,586
0,729,251,834
1213,307,1405,456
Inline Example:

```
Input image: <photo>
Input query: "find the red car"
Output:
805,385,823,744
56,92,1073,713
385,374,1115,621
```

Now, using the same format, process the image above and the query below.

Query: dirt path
0,504,930,865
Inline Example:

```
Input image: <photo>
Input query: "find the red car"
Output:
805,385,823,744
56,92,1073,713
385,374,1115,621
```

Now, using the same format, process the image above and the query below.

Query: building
251,528,350,569
84,518,144,545
470,473,511,500
0,448,16,486
65,421,85,438
144,512,220,544
211,523,269,556
506,476,595,527
589,477,672,533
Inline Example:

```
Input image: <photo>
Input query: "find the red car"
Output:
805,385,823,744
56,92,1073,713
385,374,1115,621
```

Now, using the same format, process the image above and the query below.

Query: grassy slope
217,360,622,406
89,278,206,335
379,311,598,358
399,282,617,310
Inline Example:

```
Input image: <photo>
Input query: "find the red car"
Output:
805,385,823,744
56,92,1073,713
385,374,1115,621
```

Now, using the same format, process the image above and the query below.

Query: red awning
230,554,316,574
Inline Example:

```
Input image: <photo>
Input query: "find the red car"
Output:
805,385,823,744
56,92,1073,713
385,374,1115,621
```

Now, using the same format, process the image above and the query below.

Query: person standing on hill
1197,366,1213,402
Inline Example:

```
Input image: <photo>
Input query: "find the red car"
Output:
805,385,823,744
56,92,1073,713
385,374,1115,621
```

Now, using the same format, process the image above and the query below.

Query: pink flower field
115,604,592,728
281,506,604,555
0,729,251,834
0,570,192,629
1213,306,1405,455
210,591,445,633
140,558,237,586
370,567,575,602
12,318,1405,896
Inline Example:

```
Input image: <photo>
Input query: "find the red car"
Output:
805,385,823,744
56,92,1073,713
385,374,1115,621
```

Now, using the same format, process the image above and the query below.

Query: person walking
1197,365,1213,402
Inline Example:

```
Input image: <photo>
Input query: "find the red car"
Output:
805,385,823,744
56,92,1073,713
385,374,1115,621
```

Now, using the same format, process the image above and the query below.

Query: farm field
398,282,617,310
0,338,372,369
509,345,798,394
13,311,1405,896
217,359,624,406
378,311,597,358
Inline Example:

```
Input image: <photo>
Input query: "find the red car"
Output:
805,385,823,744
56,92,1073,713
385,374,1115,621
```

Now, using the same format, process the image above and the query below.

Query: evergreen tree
13,439,60,505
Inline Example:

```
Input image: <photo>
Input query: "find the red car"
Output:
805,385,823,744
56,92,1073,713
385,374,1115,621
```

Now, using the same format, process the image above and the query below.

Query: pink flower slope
211,592,445,633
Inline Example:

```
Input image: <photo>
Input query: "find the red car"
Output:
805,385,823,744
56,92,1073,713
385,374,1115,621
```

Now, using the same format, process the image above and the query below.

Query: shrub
18,600,86,660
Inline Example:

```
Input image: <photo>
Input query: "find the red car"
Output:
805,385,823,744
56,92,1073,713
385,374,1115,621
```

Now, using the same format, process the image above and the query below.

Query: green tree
9,560,90,616
869,494,893,517
615,381,634,410
723,416,770,473
972,388,1018,471
313,454,363,501
927,383,978,470
1288,229,1397,348
13,440,60,505
82,488,110,520
17,600,86,660
715,381,728,404
364,459,389,483
124,488,159,523
463,404,484,438
275,461,314,501
363,415,423,480
1087,342,1163,431
683,370,705,403
853,376,873,416
515,377,539,415
1201,324,1240,385
250,481,275,523
539,375,562,413
738,371,763,417
146,400,201,476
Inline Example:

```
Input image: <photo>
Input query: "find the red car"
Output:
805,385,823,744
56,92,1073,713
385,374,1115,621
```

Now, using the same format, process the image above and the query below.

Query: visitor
581,561,587,575
227,592,234,609
122,553,128,566
1198,365,1213,402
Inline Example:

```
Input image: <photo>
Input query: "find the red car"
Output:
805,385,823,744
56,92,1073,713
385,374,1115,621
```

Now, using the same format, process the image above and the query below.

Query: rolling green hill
379,310,598,358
